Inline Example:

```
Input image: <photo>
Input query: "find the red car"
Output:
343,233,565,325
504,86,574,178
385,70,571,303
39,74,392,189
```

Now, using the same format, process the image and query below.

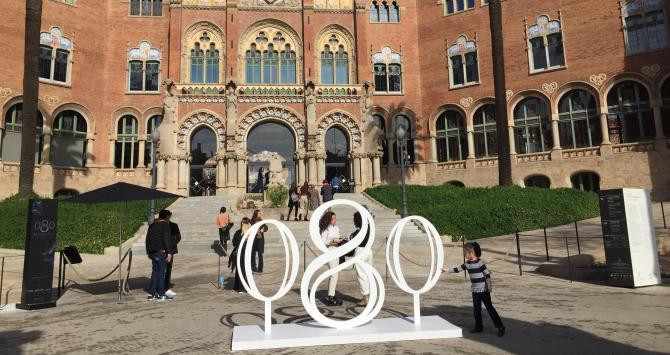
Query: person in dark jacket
146,209,174,300
256,167,265,193
286,183,299,221
321,179,335,203
250,209,268,273
229,217,252,293
165,211,181,298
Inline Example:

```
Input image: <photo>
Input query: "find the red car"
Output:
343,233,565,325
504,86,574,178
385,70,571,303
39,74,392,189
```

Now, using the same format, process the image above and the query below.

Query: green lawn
0,196,177,254
365,185,600,240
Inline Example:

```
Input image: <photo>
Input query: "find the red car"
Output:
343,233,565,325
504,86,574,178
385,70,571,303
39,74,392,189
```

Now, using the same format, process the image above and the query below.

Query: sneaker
470,328,483,334
147,295,157,301
165,289,177,297
157,295,174,301
497,327,506,337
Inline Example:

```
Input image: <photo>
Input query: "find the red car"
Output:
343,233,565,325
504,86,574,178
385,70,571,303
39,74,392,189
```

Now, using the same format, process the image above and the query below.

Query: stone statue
162,79,178,124
268,153,285,186
305,84,316,106
359,81,373,122
158,78,178,155
226,85,237,111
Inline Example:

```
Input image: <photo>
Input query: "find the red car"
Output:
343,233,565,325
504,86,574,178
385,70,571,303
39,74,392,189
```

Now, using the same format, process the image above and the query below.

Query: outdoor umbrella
67,182,181,302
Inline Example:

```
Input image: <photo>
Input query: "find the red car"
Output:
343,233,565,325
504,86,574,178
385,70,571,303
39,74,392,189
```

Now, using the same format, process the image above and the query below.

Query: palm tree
18,0,43,198
488,0,513,186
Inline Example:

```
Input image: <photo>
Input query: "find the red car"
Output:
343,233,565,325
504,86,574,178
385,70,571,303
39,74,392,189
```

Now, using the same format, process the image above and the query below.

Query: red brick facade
0,0,668,199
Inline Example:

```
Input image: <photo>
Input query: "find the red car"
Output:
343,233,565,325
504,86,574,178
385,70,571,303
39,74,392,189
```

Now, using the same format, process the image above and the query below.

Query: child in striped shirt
443,242,505,337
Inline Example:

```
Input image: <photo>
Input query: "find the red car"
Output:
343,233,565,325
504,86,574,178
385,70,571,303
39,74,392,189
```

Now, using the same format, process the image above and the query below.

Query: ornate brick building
0,0,669,199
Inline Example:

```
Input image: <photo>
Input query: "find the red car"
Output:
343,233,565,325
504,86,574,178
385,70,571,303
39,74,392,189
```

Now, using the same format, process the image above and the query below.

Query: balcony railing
561,147,601,159
612,141,655,154
517,152,551,163
315,85,361,103
436,160,466,170
474,157,498,167
238,85,304,103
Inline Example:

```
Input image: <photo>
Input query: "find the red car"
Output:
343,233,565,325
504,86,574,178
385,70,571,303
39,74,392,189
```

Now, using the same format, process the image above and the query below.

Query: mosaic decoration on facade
527,15,561,38
448,36,476,57
316,111,362,149
622,0,664,16
128,41,161,61
177,112,226,150
39,27,72,50
236,107,306,149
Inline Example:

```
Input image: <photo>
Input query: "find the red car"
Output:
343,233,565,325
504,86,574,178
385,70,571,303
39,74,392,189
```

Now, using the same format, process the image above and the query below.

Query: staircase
132,193,431,255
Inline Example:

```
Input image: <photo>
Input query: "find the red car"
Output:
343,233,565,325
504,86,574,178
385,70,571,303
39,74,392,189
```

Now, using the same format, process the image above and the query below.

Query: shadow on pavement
0,330,42,355
425,304,664,354
67,277,149,295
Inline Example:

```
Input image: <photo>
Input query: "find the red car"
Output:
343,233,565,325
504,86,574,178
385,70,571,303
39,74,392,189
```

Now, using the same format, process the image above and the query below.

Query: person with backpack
321,179,335,203
216,207,232,251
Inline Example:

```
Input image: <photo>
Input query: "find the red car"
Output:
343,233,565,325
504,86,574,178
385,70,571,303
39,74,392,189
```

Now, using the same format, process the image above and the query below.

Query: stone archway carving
236,106,306,150
316,111,362,150
177,112,226,150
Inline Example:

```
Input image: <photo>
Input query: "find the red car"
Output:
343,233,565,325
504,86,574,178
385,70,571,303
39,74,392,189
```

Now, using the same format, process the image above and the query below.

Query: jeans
219,228,230,249
165,255,174,290
472,291,504,329
149,252,168,297
252,248,263,272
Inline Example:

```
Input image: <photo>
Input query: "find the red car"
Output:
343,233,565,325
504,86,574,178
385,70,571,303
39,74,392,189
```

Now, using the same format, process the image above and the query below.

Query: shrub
365,185,600,240
0,196,176,254
266,185,288,208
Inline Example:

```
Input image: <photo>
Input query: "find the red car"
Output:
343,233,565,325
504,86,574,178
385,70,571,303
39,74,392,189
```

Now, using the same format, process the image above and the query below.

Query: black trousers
472,292,504,329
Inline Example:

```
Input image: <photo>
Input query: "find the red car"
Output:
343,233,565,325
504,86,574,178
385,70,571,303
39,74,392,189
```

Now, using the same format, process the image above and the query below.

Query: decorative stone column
226,153,237,188
216,154,226,188
0,128,4,156
41,133,52,165
108,139,116,166
237,153,246,189
508,125,517,155
466,131,475,159
352,153,362,190
599,112,611,145
307,153,317,185
388,138,396,165
137,139,146,168
652,104,666,139
166,157,179,191
372,152,382,186
316,153,326,182
156,156,166,189
296,152,306,185
551,115,561,150
86,137,94,165
430,135,438,162
178,156,188,188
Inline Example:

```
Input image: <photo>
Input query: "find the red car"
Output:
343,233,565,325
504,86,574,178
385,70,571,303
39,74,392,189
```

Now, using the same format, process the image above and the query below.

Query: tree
488,0,513,186
18,0,43,198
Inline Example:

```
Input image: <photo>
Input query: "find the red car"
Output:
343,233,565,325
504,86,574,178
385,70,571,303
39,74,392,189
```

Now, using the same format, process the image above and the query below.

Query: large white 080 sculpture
232,199,461,351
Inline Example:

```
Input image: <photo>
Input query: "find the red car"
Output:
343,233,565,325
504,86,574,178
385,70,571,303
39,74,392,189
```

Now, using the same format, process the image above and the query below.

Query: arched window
527,15,565,72
373,46,402,93
372,114,389,164
1,103,44,163
445,0,475,15
190,42,204,83
661,78,670,136
393,115,415,164
205,43,220,84
115,115,139,169
558,90,601,149
245,31,297,84
130,0,162,16
39,27,72,84
448,36,479,88
321,45,335,85
371,1,399,23
622,0,667,54
128,41,161,92
436,110,467,162
51,110,87,167
145,115,163,167
571,172,600,193
317,30,353,85
606,81,655,143
473,104,497,158
525,175,551,189
514,97,552,154
188,31,220,84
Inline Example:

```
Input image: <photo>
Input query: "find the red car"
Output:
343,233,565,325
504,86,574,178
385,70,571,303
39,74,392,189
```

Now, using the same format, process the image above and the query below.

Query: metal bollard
574,221,581,255
302,241,306,274
57,252,63,297
462,237,466,279
565,237,572,283
662,201,667,229
385,237,389,283
543,227,549,261
515,231,522,276
0,257,4,307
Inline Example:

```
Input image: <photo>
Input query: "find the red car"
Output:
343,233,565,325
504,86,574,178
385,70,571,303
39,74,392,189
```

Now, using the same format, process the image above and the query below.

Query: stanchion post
385,237,388,283
515,231,522,276
57,252,63,297
662,201,667,229
543,227,549,261
462,237,466,279
303,241,306,274
565,237,572,283
0,256,4,307
574,221,581,255
217,253,222,289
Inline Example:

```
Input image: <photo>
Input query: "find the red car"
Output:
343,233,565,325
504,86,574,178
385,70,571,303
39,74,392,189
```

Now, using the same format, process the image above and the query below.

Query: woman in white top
319,211,343,306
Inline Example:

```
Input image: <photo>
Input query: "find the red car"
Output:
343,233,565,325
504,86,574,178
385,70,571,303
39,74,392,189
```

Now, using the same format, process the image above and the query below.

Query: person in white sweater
319,211,343,306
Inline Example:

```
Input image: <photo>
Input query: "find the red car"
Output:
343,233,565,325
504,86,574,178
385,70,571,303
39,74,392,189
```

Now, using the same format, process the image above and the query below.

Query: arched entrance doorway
325,126,350,191
246,122,296,193
189,126,217,196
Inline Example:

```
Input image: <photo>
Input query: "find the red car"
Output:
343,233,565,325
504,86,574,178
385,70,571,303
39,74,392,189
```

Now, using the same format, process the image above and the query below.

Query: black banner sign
598,189,634,287
17,199,58,310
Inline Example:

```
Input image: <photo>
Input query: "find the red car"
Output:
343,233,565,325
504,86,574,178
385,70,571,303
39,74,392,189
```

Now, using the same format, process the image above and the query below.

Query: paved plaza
1,212,669,354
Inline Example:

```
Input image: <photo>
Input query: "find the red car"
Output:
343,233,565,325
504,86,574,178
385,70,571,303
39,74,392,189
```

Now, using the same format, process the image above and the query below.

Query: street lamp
148,128,160,224
396,124,409,218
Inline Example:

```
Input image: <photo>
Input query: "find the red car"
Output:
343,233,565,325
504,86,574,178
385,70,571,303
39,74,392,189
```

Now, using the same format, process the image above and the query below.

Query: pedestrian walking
308,184,320,215
321,179,335,203
442,242,505,337
250,209,268,273
165,211,181,298
146,209,173,301
298,182,310,221
230,217,252,293
286,183,299,221
216,207,232,251
331,176,341,193
320,211,343,306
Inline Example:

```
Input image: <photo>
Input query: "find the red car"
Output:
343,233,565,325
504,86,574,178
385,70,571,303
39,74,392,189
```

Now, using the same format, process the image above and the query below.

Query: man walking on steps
146,209,174,301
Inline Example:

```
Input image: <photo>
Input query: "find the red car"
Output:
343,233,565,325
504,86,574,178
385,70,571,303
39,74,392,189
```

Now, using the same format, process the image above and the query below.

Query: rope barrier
62,249,133,295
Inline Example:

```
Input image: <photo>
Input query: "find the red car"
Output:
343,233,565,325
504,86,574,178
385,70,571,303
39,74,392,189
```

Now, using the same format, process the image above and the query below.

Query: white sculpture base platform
232,316,462,351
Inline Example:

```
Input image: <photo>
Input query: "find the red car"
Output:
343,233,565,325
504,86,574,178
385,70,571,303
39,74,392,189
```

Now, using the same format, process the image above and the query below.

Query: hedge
0,196,177,254
365,185,600,240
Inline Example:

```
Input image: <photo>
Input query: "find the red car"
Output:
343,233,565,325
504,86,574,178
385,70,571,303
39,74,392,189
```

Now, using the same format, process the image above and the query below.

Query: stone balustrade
474,157,498,167
517,152,551,163
436,160,466,171
612,141,655,154
315,85,361,103
561,146,601,159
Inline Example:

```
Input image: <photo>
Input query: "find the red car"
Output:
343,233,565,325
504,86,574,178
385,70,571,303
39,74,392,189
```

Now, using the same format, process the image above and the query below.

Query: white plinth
232,316,462,351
